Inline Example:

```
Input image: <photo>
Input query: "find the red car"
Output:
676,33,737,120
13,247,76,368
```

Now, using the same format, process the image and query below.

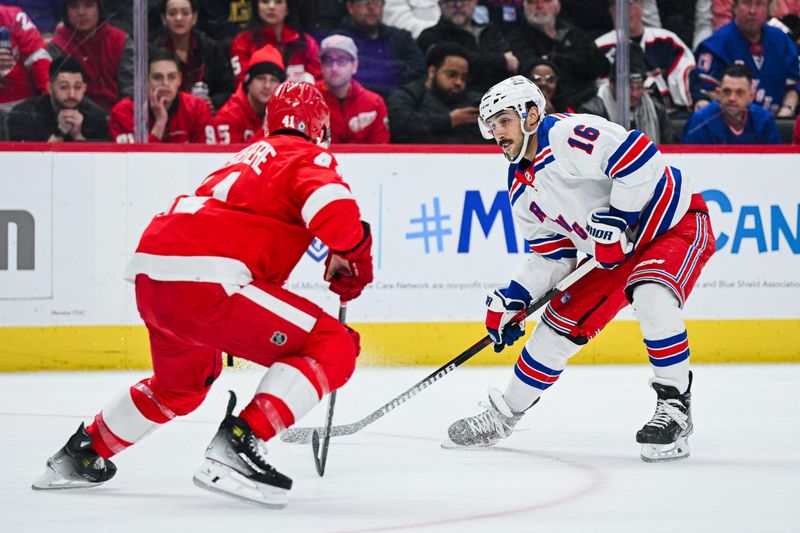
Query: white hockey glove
586,208,634,269
485,287,528,353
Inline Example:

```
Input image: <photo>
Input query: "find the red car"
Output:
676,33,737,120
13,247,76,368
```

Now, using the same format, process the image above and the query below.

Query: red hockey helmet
265,81,331,147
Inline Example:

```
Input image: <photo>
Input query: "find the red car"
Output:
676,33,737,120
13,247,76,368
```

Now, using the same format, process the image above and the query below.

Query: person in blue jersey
690,0,799,117
443,76,716,463
684,64,781,144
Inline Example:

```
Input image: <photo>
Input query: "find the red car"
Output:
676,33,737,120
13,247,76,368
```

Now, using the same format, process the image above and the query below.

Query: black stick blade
311,430,325,476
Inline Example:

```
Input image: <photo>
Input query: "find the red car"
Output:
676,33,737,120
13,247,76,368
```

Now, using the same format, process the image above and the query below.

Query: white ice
2,364,799,532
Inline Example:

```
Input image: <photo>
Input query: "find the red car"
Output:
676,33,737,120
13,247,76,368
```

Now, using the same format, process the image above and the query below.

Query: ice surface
2,364,799,532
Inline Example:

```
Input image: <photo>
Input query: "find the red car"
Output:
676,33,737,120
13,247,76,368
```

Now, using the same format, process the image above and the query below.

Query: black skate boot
636,371,693,462
443,388,537,448
193,391,292,509
31,423,117,490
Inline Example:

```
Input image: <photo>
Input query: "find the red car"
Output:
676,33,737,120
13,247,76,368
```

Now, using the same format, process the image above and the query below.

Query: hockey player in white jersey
445,76,715,462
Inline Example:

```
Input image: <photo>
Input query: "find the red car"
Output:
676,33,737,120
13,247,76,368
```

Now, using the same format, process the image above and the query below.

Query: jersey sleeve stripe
606,131,659,179
23,48,52,67
635,166,682,247
529,236,578,260
300,183,355,227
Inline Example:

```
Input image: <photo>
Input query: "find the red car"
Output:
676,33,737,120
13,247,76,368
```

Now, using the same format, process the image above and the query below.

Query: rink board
0,145,799,370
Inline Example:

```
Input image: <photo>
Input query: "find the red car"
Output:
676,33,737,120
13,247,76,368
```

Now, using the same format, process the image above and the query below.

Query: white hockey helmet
478,75,547,163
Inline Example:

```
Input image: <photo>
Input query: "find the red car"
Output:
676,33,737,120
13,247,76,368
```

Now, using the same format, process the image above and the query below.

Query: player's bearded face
486,110,524,161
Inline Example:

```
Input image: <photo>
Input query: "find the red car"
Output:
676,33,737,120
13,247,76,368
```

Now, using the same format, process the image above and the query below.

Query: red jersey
230,27,321,84
0,6,51,107
316,79,390,144
210,85,262,144
50,23,129,112
110,91,212,143
125,134,365,286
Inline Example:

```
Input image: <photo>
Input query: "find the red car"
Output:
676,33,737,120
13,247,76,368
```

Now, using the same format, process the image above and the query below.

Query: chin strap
510,122,538,164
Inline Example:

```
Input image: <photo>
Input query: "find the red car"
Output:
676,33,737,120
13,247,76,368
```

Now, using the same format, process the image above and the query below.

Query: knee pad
299,313,358,393
631,283,684,339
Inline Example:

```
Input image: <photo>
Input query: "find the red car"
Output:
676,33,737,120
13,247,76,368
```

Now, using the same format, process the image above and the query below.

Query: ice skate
636,372,693,462
442,388,534,448
193,391,292,509
32,423,117,490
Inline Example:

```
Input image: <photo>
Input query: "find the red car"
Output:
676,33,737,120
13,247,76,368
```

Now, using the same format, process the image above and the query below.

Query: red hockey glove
586,208,633,269
324,221,374,302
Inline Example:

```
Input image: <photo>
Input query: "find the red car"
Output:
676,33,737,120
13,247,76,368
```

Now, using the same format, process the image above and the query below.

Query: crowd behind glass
1,0,799,145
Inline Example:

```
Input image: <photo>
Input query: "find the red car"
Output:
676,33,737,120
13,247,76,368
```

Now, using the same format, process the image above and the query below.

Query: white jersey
507,113,693,298
595,26,695,108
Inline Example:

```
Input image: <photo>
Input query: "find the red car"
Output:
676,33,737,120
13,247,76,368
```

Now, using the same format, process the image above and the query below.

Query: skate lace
466,402,506,436
245,436,275,473
647,399,688,430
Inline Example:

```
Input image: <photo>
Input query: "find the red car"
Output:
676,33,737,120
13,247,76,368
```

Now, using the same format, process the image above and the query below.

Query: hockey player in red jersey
32,82,374,508
444,76,715,463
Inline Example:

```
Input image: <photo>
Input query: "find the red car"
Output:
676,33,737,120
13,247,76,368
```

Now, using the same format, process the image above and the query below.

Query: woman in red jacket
230,0,321,85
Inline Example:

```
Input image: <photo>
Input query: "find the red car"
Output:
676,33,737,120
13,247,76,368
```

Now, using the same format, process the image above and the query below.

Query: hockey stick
311,303,347,476
281,258,598,445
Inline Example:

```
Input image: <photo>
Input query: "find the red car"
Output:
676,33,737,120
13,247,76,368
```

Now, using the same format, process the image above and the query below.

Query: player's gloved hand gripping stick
281,258,598,445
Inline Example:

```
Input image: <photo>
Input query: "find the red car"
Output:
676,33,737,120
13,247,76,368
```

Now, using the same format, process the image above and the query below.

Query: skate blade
193,459,288,509
440,437,497,450
640,437,691,463
31,464,107,491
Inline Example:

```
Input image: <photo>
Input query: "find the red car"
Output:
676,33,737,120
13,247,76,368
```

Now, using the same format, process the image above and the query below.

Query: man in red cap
316,34,389,144
211,44,286,144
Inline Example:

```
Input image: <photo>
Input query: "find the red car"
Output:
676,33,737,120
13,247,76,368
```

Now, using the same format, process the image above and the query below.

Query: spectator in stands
7,56,108,141
198,0,251,43
521,57,573,113
316,34,389,143
211,44,284,143
596,0,695,112
509,0,605,108
579,45,674,143
330,0,425,98
48,0,132,112
642,0,712,49
476,0,525,33
230,0,321,85
683,63,781,143
0,5,51,112
100,1,163,36
387,42,486,143
418,0,517,94
692,0,800,117
559,0,612,38
383,0,439,38
295,0,348,35
3,1,62,38
154,0,235,112
109,48,211,143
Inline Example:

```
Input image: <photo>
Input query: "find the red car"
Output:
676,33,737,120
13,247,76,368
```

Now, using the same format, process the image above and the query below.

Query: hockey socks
504,322,580,413
85,378,175,458
632,283,691,392
240,360,323,442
